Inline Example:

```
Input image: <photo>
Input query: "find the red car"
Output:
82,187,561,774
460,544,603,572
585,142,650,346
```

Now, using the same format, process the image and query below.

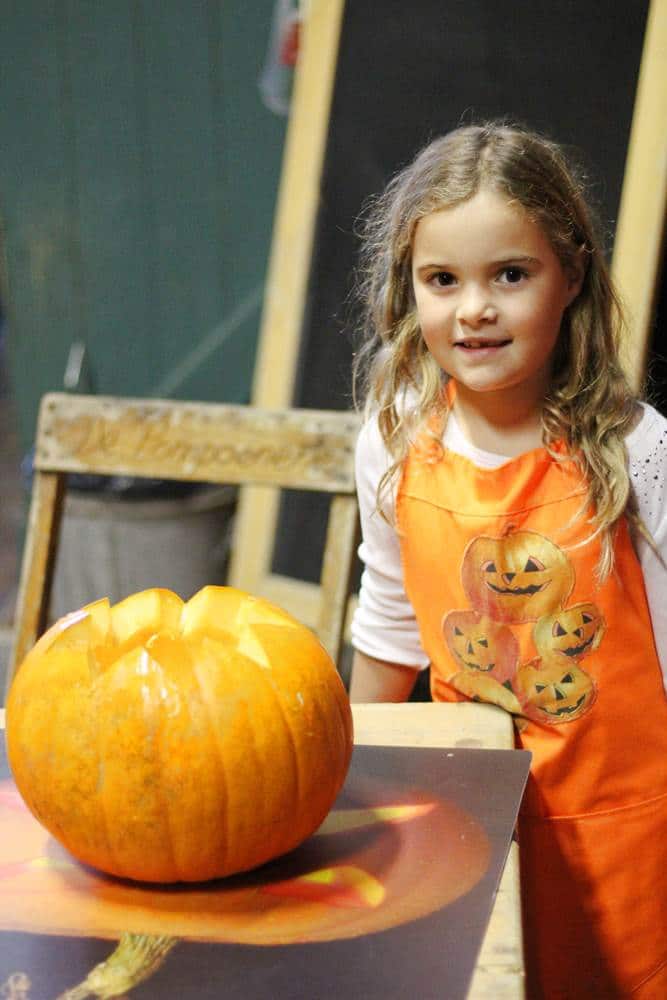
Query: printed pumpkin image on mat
0,740,530,999
0,754,489,943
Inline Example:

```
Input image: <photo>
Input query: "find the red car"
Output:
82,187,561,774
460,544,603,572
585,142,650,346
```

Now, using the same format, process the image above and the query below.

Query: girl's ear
566,246,587,304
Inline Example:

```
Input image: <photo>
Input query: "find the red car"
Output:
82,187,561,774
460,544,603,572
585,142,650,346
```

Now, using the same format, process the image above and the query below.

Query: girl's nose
456,287,497,326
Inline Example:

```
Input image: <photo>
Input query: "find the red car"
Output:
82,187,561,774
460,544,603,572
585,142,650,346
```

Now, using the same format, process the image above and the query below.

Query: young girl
349,122,667,999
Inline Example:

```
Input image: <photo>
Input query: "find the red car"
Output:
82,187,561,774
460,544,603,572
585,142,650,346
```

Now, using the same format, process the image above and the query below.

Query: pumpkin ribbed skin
6,586,353,883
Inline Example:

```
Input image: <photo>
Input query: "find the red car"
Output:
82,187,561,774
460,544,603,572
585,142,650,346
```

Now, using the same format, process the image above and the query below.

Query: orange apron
397,427,667,998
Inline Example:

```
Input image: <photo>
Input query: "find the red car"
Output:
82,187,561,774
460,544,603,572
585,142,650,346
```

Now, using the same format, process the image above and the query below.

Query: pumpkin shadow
48,781,405,893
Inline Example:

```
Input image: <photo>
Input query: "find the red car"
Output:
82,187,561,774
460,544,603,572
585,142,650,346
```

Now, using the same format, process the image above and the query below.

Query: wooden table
0,702,524,998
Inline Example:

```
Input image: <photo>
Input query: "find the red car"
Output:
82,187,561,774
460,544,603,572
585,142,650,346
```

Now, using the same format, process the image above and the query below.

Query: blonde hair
353,121,644,580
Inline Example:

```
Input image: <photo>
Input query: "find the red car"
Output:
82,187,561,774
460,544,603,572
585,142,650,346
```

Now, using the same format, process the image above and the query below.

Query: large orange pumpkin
5,586,353,884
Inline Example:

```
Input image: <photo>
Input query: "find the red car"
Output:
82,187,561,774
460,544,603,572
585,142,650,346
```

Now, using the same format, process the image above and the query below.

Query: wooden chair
8,392,360,688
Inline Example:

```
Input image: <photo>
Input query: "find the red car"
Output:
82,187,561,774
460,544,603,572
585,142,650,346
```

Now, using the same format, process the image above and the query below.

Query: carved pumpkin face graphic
442,611,519,685
515,656,596,724
461,530,574,623
533,603,605,661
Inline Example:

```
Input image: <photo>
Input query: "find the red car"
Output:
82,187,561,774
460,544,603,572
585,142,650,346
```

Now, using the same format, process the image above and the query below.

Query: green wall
0,1,287,453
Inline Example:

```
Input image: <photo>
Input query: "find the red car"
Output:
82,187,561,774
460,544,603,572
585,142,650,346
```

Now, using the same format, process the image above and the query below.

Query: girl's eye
499,266,527,284
431,271,456,287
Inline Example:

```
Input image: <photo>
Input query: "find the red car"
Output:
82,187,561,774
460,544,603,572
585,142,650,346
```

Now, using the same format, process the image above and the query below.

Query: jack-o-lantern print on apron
443,526,604,725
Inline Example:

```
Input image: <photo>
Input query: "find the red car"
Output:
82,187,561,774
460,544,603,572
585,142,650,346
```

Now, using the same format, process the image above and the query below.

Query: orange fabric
397,423,667,998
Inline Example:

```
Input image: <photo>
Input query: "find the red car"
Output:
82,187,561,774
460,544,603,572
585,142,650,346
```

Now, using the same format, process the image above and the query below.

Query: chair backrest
8,392,360,688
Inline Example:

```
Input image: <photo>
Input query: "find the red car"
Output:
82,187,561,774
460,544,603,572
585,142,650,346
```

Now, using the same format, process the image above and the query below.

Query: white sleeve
350,417,429,669
626,403,667,691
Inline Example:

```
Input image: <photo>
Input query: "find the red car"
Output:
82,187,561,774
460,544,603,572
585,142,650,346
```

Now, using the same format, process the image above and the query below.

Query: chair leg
8,470,66,691
316,494,359,666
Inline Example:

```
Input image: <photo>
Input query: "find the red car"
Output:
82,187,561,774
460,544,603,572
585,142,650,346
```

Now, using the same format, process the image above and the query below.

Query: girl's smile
411,188,582,411
454,338,512,355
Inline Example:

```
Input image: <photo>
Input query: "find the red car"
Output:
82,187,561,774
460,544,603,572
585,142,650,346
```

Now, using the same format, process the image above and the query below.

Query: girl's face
411,188,582,408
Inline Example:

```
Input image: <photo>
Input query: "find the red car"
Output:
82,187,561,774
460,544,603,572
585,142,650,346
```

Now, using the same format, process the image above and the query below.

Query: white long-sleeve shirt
351,402,667,689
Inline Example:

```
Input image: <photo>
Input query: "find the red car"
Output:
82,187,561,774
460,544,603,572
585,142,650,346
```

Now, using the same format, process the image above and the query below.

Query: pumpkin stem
54,933,178,999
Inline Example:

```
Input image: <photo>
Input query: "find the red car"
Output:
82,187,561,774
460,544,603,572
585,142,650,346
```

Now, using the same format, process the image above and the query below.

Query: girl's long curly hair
353,121,644,580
